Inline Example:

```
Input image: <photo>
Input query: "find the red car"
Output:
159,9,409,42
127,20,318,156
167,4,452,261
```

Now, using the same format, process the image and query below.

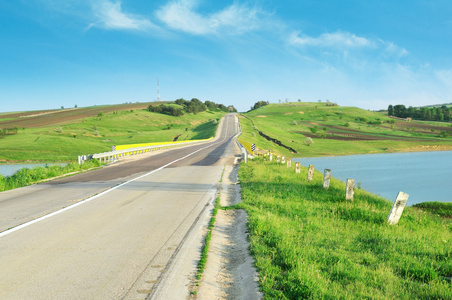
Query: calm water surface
294,151,451,205
0,163,67,177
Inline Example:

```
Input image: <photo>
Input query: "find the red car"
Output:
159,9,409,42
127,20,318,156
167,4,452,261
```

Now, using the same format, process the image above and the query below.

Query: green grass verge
196,196,221,280
414,202,452,219
238,158,452,299
0,160,102,192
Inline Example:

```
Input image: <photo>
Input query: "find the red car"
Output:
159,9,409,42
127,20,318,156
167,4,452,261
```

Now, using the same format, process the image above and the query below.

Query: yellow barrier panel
237,139,272,157
115,138,213,151
237,139,254,154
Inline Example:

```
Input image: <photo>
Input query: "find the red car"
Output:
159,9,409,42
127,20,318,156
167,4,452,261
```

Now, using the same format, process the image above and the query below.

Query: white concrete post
295,162,301,173
269,153,273,162
276,155,281,163
387,192,409,225
281,156,286,164
346,179,355,201
287,159,292,168
307,165,315,181
323,169,331,189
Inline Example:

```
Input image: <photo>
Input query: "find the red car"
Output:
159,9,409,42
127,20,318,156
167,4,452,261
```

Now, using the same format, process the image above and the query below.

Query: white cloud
156,0,262,35
382,41,409,57
290,31,374,48
90,0,156,31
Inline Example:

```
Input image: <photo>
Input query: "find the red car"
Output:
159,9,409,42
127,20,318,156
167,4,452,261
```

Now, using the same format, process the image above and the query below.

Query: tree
227,105,237,112
250,101,269,111
393,104,407,118
149,104,184,116
388,105,394,116
303,137,314,146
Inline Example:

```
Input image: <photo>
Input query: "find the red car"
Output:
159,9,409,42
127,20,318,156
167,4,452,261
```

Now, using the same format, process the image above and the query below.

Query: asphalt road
0,113,241,299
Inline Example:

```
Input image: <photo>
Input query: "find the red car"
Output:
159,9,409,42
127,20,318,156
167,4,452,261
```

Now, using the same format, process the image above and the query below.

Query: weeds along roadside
0,160,102,192
237,157,452,299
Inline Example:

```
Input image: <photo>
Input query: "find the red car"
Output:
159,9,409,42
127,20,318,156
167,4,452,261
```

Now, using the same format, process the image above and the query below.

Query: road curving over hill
0,113,241,299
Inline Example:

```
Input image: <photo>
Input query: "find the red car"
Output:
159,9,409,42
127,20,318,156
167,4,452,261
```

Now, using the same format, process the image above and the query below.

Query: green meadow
0,105,225,162
0,160,102,192
239,102,452,158
237,158,452,299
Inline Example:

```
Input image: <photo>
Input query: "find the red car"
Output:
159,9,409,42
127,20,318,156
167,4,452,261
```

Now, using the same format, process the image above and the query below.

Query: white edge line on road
0,116,232,238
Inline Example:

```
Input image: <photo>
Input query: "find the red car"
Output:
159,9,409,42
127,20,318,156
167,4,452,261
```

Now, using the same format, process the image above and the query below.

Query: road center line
0,116,233,238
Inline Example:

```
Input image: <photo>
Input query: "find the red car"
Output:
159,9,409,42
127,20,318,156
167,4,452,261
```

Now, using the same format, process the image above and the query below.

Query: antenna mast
157,78,160,102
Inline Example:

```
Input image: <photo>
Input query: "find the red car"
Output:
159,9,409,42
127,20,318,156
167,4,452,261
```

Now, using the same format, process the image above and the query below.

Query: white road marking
0,116,233,238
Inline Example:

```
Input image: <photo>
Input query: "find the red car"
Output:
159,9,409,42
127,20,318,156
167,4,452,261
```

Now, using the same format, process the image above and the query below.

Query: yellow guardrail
237,138,272,157
115,138,212,151
237,138,254,155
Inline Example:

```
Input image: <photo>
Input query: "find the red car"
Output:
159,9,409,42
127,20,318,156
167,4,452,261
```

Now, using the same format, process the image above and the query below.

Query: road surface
0,113,240,299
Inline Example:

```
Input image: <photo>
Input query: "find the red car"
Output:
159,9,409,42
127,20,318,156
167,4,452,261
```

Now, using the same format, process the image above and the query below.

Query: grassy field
0,103,226,162
238,158,452,299
239,102,452,158
0,160,102,192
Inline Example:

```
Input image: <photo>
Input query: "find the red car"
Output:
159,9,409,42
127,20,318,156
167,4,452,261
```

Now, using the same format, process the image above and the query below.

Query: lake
294,151,451,206
0,163,68,177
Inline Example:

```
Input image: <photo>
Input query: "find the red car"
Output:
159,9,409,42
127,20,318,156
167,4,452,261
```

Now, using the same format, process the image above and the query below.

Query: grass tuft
195,196,221,280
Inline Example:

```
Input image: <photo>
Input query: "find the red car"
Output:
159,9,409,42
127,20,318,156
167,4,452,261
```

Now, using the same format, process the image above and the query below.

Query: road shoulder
195,164,262,299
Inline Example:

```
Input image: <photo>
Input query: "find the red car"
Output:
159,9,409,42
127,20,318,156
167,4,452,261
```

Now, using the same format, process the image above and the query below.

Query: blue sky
1,0,452,112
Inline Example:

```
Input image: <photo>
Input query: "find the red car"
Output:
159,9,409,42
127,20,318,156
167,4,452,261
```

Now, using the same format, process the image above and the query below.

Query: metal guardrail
78,139,206,164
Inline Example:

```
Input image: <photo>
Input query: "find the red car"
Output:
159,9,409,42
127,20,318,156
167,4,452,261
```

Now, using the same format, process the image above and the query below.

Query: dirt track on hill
0,102,159,128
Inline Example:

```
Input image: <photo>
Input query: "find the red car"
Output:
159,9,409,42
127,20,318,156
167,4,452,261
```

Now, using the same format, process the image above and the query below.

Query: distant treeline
149,98,236,117
388,104,451,121
0,127,18,138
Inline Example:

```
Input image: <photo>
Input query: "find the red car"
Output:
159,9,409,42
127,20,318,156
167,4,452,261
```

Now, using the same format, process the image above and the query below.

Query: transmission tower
157,78,160,102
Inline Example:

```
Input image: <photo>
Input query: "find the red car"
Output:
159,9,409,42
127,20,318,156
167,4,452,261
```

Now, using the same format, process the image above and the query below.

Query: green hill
239,102,452,157
0,102,226,162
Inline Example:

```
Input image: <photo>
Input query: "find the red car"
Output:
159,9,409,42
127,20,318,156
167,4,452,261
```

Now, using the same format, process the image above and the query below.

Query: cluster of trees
204,100,236,112
175,98,207,114
250,101,269,111
388,104,451,122
148,98,237,117
0,127,18,138
148,104,184,116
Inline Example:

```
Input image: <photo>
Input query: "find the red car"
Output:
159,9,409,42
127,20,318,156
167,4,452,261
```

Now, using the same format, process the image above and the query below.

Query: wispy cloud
89,0,157,31
156,0,263,35
290,31,374,48
289,30,408,60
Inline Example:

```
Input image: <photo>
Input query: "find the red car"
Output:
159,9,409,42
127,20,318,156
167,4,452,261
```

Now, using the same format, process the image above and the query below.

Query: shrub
303,137,314,146
440,131,450,138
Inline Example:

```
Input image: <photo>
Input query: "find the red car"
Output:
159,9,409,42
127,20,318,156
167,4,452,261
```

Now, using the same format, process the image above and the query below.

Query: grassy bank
238,158,452,299
0,160,102,192
240,102,452,158
0,105,225,162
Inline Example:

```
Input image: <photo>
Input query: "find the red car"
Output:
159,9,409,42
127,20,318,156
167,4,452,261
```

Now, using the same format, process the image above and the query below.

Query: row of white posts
267,153,409,225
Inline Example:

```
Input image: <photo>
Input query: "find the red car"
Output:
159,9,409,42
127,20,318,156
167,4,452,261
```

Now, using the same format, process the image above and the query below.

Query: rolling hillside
240,102,452,157
0,102,226,162
239,102,452,157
